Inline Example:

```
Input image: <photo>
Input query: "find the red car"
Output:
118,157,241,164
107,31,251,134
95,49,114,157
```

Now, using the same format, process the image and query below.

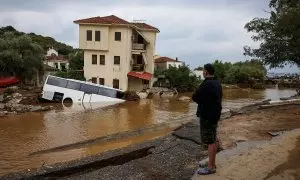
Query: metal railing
132,43,145,50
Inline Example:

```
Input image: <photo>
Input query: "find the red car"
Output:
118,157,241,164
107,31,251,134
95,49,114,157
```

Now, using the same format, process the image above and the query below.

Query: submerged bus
42,75,125,105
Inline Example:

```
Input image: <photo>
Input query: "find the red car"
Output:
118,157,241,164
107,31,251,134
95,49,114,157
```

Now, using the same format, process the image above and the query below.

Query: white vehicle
42,75,125,105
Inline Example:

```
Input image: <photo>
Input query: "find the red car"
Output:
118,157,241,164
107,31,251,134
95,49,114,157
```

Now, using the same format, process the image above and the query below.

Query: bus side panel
90,94,124,103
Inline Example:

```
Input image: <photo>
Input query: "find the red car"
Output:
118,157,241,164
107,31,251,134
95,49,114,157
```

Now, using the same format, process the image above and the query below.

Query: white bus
42,75,125,105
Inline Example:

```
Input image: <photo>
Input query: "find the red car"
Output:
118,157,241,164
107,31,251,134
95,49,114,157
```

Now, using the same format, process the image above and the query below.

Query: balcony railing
132,43,145,50
132,64,145,71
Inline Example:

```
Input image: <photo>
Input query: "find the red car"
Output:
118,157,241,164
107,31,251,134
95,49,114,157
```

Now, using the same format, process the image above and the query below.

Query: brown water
0,88,296,175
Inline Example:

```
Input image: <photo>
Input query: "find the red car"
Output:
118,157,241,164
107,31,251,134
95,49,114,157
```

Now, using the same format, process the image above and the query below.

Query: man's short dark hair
204,63,215,75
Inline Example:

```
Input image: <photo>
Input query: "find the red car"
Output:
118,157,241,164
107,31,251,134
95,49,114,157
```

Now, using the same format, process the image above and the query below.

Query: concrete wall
166,61,183,69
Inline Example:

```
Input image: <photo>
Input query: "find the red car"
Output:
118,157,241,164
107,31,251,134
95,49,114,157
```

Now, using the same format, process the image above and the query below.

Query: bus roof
47,75,124,92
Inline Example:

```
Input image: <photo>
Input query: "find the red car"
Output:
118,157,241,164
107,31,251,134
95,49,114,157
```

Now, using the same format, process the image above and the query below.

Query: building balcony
132,43,145,50
131,64,145,72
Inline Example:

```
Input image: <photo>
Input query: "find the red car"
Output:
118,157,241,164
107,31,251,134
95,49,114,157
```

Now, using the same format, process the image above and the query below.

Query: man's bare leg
207,143,217,169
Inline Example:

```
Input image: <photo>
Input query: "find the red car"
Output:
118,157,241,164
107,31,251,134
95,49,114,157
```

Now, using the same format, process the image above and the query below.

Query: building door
137,55,143,64
113,79,119,89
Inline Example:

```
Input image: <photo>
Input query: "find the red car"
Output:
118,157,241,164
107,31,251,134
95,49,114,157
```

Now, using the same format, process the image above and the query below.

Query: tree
154,66,201,92
0,32,44,83
69,50,84,70
54,70,85,81
194,66,203,71
244,0,300,68
1,26,74,56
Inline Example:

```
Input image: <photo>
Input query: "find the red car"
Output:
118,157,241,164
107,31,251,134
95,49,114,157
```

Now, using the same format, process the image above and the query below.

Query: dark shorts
199,118,218,144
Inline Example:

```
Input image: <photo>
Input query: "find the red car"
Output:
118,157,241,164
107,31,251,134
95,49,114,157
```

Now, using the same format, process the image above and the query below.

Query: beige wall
141,31,157,75
80,23,157,91
83,26,132,90
79,25,109,51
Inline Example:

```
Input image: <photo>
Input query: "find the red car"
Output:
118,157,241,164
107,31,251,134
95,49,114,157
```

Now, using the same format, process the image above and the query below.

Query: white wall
166,62,183,69
193,70,204,80
45,61,69,70
46,48,58,56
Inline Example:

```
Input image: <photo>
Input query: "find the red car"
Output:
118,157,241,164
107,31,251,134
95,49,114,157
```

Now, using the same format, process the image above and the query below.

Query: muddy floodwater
0,88,296,175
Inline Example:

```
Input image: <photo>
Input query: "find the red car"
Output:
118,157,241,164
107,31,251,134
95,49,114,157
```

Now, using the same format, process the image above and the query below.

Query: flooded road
0,88,296,175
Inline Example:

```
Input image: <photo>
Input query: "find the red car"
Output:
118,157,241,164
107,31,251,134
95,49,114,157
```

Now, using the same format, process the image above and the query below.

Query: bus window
66,81,81,90
80,84,99,94
98,87,117,98
47,76,67,88
116,91,125,99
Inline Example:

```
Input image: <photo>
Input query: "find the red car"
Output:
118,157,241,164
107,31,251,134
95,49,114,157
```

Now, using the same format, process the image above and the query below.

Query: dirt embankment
0,86,54,117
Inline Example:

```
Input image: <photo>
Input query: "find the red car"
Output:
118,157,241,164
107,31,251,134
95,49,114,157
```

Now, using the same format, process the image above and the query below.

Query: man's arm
192,82,209,104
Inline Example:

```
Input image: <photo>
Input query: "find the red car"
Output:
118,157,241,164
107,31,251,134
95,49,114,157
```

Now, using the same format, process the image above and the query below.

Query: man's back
192,77,222,125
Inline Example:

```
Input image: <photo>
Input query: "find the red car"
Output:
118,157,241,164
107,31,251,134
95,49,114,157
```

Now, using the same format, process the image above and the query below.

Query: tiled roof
74,15,130,25
74,15,159,31
45,55,68,61
127,71,152,81
154,57,181,63
131,23,159,31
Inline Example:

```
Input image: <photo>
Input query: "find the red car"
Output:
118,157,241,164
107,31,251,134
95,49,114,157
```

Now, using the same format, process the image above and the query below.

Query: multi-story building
73,15,159,91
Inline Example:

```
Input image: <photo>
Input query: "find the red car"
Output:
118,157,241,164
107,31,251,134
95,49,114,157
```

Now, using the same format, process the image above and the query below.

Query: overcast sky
0,0,298,73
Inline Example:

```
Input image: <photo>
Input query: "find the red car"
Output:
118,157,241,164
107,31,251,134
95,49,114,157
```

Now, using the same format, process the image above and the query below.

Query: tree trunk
36,69,41,87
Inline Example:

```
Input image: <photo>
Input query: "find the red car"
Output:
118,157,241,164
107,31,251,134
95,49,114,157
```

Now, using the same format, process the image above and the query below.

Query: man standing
192,63,222,175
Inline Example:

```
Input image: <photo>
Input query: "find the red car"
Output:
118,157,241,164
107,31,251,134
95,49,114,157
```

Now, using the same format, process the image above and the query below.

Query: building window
113,79,119,89
87,30,92,41
99,78,105,85
92,55,97,65
168,64,172,69
91,77,97,84
95,31,101,41
115,32,121,41
61,63,66,71
100,55,105,65
54,63,59,69
114,56,120,65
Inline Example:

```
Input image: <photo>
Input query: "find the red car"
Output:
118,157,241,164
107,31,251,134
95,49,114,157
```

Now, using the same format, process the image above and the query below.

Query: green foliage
244,0,300,68
0,26,74,56
69,50,84,70
194,66,204,71
154,66,201,92
54,70,85,81
210,59,267,84
55,50,84,80
0,32,44,81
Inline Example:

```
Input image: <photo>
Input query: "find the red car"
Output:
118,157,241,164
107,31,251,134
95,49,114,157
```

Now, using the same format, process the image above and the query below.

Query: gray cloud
1,0,297,72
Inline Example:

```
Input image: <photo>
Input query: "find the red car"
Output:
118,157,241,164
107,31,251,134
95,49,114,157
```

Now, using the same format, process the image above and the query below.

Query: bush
54,70,85,81
252,83,265,89
154,66,201,92
4,87,16,94
124,91,140,101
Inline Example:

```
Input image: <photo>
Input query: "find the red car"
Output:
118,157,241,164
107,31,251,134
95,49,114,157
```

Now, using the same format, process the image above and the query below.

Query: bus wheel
63,98,73,107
